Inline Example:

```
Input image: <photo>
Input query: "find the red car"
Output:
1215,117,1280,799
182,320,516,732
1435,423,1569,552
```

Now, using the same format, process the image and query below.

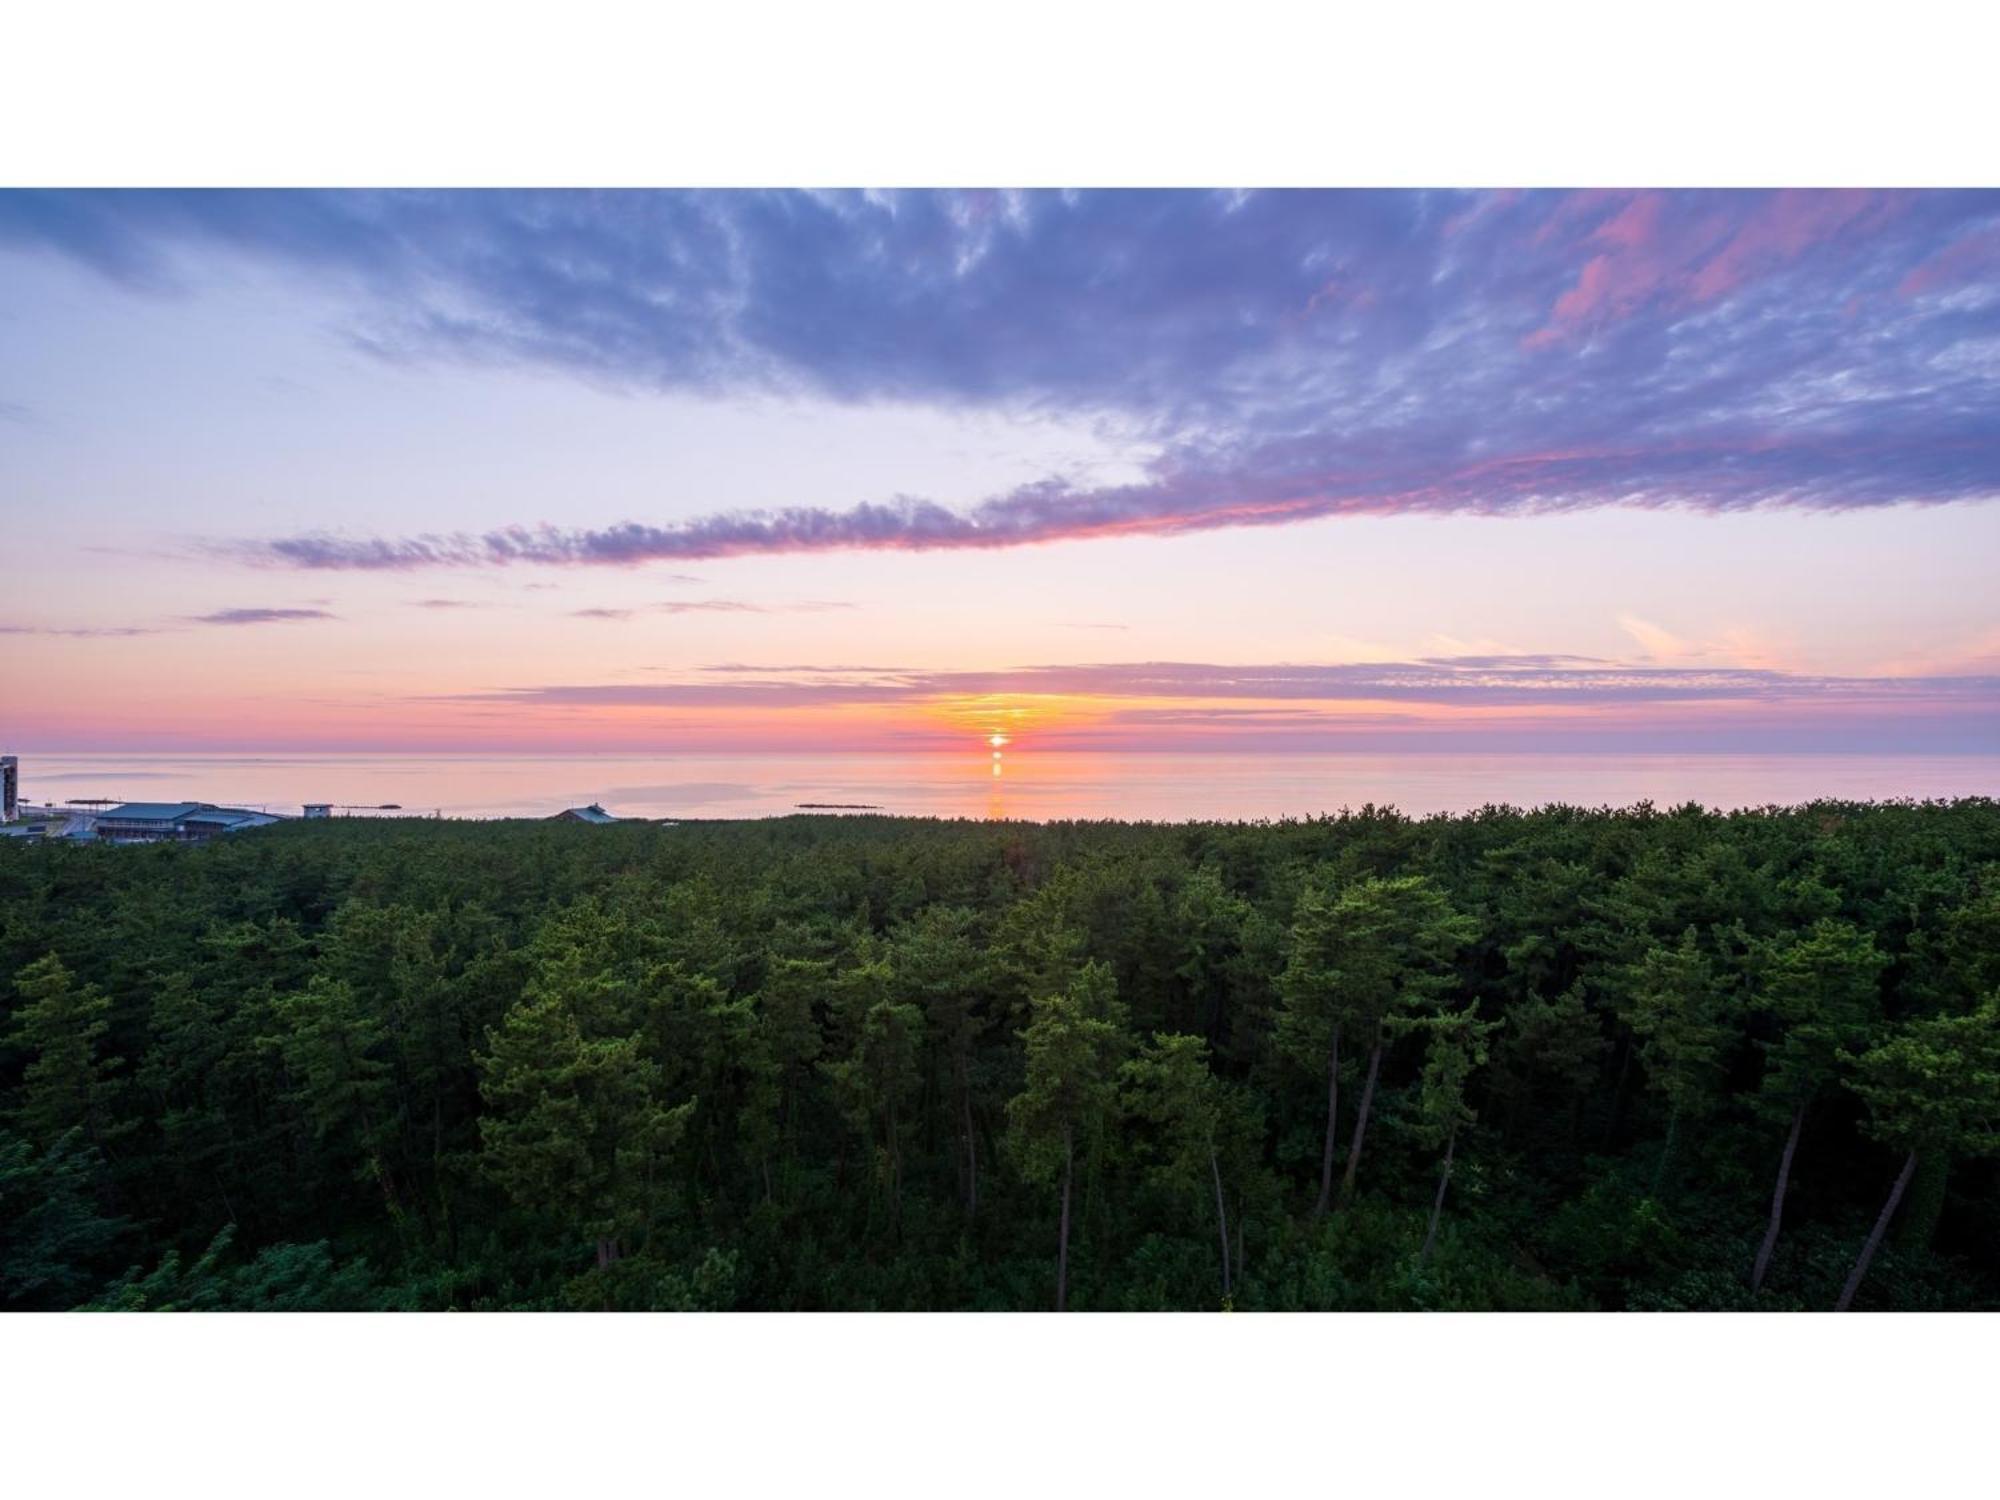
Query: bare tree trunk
1313,1025,1342,1219
1601,1032,1632,1149
1419,1123,1457,1267
1234,1201,1245,1293
1210,1148,1232,1299
1652,1105,1680,1194
1836,1149,1918,1312
1896,1151,1949,1252
1750,1100,1807,1292
885,1099,902,1238
1340,1037,1384,1200
594,1237,613,1311
1056,1127,1074,1312
962,1074,979,1217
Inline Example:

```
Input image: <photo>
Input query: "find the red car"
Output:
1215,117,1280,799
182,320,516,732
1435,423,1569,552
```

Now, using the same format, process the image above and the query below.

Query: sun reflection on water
985,731,1007,817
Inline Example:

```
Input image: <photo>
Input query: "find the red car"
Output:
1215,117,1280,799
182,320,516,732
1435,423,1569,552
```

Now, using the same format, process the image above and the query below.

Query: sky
2,188,1998,756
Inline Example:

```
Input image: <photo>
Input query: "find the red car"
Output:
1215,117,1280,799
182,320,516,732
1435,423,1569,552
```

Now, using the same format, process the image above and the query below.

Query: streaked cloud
5,190,1996,567
385,654,2000,755
0,622,160,638
570,599,854,621
446,655,2000,712
187,607,338,625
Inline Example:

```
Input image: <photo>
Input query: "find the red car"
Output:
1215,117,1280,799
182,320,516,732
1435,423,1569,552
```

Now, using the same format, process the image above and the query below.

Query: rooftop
98,802,212,822
551,803,620,824
96,802,285,828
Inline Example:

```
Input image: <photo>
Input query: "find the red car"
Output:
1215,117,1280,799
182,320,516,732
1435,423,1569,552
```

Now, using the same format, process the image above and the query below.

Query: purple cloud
570,599,854,620
7,189,1999,564
0,623,159,637
188,607,337,625
443,656,2000,712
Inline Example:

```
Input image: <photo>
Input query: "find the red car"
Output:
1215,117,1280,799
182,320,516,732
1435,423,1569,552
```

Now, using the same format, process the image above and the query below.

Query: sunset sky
3,188,1998,755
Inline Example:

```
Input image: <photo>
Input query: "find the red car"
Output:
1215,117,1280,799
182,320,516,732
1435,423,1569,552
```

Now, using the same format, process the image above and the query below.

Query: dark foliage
3,798,1996,1311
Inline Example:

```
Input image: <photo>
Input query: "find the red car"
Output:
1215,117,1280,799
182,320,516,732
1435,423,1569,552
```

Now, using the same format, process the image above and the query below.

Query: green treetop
1746,918,1885,1291
477,993,695,1276
7,955,128,1153
1279,873,1474,1212
1007,962,1129,1310
1121,1031,1242,1300
1835,999,2000,1310
1621,927,1740,1187
1404,1002,1497,1266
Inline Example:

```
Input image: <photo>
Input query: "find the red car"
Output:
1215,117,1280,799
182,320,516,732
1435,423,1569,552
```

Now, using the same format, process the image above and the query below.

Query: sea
15,751,2000,824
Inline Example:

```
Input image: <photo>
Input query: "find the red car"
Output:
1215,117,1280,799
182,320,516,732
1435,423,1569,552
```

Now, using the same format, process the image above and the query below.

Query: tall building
1,755,17,823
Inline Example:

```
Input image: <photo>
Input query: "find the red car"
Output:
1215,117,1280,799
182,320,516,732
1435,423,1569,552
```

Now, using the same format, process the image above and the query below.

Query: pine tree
268,975,397,1204
1170,866,1252,1046
891,907,993,1215
1403,1002,1497,1266
0,1128,125,1309
1121,1032,1238,1300
1276,872,1351,1219
1621,929,1738,1191
821,994,926,1236
7,955,129,1154
753,956,828,1172
477,994,695,1273
1746,919,1884,1292
1487,982,1605,1144
1280,874,1474,1211
135,972,235,1219
1834,999,2000,1310
1006,963,1128,1310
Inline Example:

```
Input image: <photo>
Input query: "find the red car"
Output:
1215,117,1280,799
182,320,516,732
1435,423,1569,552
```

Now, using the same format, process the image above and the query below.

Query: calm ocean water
14,751,1999,823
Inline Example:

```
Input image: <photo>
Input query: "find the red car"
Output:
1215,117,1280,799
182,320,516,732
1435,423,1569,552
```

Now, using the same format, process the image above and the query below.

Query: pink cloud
1899,222,2000,296
1691,191,1904,301
1530,191,1908,346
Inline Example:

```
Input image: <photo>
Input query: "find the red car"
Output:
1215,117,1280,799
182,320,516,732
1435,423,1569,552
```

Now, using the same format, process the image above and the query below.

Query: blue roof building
94,802,283,843
548,803,620,824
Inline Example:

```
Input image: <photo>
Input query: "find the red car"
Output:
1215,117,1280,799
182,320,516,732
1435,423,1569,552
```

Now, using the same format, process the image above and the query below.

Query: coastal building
93,801,284,844
548,803,620,824
0,756,88,840
57,808,99,840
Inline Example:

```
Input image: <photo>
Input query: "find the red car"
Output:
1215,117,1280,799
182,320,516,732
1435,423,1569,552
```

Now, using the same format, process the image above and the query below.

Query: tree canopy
3,797,1997,1310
